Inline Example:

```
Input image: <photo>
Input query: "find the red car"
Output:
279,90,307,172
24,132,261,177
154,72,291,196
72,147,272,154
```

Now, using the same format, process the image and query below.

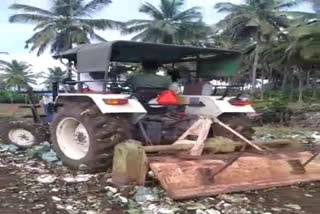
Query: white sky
0,0,314,88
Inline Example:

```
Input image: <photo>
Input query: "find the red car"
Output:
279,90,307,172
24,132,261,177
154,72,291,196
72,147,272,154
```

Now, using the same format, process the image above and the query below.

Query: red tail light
104,99,128,105
230,99,251,106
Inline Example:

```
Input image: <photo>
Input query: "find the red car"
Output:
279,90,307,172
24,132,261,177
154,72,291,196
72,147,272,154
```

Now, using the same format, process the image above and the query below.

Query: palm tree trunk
312,79,317,98
298,70,303,104
251,45,259,94
289,75,294,102
281,70,288,90
268,68,273,98
306,70,311,88
260,69,265,100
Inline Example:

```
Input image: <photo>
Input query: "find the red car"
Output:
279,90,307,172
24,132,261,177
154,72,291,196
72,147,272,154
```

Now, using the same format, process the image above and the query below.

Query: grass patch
255,125,318,137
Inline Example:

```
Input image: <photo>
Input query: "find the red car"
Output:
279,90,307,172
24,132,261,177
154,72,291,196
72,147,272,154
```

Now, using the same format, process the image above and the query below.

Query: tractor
47,41,256,171
5,41,320,199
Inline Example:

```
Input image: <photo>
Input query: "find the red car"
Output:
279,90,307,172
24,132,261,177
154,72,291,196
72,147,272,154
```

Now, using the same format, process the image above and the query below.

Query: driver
127,61,171,90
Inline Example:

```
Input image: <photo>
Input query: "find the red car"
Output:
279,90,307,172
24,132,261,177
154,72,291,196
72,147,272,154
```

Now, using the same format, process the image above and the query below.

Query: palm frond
274,0,302,10
140,2,164,19
91,32,107,42
124,19,152,26
173,7,202,21
9,4,55,16
9,14,52,24
81,0,112,15
0,60,12,68
214,2,247,13
79,18,124,30
122,23,150,35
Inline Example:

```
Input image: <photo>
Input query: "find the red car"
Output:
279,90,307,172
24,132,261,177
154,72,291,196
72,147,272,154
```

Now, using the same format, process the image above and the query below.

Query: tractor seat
133,87,166,104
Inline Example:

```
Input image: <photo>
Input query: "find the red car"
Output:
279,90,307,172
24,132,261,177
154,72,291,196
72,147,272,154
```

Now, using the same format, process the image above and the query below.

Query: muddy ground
0,120,320,214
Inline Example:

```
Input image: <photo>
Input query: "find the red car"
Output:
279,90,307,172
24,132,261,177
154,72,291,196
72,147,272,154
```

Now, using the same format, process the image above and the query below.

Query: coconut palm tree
214,0,300,93
9,0,122,56
0,60,37,91
122,0,207,44
43,66,67,89
261,19,320,103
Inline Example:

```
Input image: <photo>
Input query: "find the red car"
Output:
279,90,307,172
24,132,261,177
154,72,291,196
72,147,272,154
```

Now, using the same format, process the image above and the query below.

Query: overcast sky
0,0,314,82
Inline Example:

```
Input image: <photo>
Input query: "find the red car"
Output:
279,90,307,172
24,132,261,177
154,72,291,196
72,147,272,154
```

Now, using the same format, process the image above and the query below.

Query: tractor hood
53,41,240,74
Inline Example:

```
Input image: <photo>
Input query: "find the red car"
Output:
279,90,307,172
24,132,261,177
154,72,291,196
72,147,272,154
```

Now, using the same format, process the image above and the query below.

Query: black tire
3,121,48,148
212,114,255,140
50,100,132,172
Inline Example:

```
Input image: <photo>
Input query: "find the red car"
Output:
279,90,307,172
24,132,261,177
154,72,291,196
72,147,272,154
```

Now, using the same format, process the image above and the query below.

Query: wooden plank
150,151,320,200
213,118,264,152
144,138,296,153
174,117,212,156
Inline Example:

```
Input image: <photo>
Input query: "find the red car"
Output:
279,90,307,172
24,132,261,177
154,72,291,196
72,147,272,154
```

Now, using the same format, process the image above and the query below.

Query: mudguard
181,96,255,118
55,94,147,114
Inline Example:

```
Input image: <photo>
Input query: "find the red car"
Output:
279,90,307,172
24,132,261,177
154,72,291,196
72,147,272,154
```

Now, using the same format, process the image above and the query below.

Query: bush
0,90,42,104
253,91,290,124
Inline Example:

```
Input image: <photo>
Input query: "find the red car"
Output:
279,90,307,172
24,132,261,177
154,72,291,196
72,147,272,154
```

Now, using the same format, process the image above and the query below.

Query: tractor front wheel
51,101,131,172
4,121,47,148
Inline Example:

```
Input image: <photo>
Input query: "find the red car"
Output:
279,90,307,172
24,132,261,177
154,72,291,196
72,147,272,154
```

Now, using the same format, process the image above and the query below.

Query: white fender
55,93,147,114
181,95,255,118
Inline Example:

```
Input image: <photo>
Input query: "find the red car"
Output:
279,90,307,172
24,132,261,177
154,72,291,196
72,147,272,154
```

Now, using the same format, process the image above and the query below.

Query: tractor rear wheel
213,114,255,140
51,101,132,172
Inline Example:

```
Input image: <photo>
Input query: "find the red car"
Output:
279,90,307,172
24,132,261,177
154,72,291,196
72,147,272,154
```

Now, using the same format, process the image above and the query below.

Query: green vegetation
9,0,122,56
0,59,37,91
42,66,67,89
4,0,319,108
122,0,209,44
0,90,43,104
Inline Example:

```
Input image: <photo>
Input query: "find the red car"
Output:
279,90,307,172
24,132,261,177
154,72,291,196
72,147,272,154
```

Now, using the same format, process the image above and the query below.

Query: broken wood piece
112,140,148,186
213,118,264,152
174,117,212,156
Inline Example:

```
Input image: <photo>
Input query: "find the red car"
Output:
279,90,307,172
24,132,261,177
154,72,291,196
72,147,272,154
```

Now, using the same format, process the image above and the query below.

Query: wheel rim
56,117,90,160
8,128,35,147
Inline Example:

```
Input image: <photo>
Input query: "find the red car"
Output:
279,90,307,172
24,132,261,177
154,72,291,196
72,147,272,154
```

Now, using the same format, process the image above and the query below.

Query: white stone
105,186,118,193
284,204,301,210
119,196,128,204
75,174,92,182
52,196,62,201
207,209,221,214
36,174,57,184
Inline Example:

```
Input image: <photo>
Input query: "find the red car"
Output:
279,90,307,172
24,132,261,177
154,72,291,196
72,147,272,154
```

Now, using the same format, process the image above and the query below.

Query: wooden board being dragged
149,151,320,200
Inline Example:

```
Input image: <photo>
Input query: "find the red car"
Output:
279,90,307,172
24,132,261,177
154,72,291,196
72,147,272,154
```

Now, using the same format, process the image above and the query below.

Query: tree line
0,0,319,103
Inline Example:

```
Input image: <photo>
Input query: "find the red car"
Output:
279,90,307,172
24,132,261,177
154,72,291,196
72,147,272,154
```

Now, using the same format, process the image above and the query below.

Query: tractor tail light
104,99,129,105
230,99,252,106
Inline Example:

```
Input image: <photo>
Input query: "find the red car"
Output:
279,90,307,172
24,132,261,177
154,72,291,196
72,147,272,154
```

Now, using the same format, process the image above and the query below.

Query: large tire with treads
212,113,255,140
50,100,132,172
3,121,48,148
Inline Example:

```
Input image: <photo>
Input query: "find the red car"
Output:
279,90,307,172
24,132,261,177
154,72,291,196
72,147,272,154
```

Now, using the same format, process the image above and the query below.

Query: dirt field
0,143,320,214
